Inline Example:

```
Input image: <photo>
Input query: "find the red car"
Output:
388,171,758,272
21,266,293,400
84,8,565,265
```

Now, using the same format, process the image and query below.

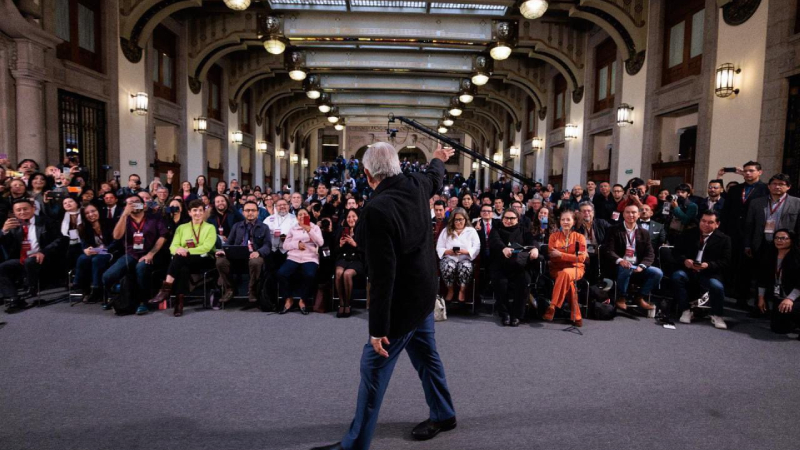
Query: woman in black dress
334,209,364,318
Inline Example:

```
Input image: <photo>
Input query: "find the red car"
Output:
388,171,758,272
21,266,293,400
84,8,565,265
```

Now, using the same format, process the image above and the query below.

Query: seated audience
73,204,119,303
671,210,732,330
215,201,272,303
207,194,244,244
150,199,217,317
277,208,324,315
489,209,537,327
757,229,800,334
436,207,480,304
459,193,480,220
334,209,364,318
530,206,553,247
61,196,83,269
603,204,662,311
0,199,62,312
542,209,587,326
575,201,610,283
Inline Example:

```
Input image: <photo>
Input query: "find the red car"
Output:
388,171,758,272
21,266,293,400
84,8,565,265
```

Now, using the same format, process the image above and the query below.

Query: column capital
9,38,48,81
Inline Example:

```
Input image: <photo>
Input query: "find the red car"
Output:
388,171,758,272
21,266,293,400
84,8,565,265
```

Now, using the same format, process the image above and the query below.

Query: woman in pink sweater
277,208,325,314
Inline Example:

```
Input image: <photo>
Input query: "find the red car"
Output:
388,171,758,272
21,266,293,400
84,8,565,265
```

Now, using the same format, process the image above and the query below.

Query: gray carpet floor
1,291,799,450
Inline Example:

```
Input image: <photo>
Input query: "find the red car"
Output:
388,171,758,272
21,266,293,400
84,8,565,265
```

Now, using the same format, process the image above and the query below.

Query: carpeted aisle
1,293,799,450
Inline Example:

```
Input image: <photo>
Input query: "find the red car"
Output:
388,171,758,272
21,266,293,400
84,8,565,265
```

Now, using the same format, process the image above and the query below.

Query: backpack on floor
111,273,139,316
588,285,616,321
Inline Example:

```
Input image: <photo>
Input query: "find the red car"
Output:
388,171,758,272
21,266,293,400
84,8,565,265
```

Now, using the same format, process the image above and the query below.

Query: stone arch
570,1,648,75
120,0,203,63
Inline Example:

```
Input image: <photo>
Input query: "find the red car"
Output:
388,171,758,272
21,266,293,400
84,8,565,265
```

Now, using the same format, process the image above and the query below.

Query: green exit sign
625,169,633,174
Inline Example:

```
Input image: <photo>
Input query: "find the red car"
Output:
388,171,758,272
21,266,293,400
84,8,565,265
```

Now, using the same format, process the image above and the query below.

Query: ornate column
10,39,48,165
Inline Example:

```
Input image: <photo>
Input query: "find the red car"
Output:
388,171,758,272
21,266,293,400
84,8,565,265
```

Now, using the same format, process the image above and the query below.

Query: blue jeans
102,255,153,302
671,270,725,316
341,313,455,450
616,265,663,298
73,253,112,288
277,260,318,300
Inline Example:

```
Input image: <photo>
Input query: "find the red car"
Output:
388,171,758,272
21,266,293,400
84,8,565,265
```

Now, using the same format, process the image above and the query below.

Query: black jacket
672,228,732,280
226,220,272,259
593,193,618,222
0,216,63,261
602,223,655,268
576,219,611,250
720,181,769,240
488,223,534,274
757,247,800,297
356,158,445,338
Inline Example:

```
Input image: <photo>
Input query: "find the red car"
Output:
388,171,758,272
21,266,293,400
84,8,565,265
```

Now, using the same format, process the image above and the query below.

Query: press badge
624,248,636,264
132,232,144,250
186,238,196,249
68,229,79,240
765,219,776,234
612,212,620,221
218,226,225,235
774,283,782,296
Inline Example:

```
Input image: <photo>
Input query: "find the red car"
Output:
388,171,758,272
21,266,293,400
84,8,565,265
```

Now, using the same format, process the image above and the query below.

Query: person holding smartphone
277,208,324,315
436,207,480,304
334,209,364,318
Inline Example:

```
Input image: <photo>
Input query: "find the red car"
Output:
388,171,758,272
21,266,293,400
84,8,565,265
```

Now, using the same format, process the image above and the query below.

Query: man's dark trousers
340,313,455,450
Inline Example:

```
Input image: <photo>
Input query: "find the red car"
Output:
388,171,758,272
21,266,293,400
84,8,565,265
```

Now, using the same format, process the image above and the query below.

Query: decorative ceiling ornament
722,0,763,26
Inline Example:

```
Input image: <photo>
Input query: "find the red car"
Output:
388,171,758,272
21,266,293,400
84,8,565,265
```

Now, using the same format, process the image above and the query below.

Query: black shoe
4,298,27,314
310,443,344,450
510,318,520,327
279,306,290,315
299,306,309,315
501,313,511,326
411,417,457,441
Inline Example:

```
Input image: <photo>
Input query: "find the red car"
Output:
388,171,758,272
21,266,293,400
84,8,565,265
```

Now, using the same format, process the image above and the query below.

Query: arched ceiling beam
570,1,648,75
468,110,502,137
120,0,202,63
476,95,520,126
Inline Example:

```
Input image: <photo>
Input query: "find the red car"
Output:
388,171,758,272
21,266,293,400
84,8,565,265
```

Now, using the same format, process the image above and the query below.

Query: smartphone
723,167,737,173
343,226,351,237
693,261,702,266
303,215,310,226
453,246,461,253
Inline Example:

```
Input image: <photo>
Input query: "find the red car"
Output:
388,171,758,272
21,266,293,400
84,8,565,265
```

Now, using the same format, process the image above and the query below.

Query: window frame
553,74,567,130
240,90,252,134
594,38,617,113
55,0,102,73
662,0,705,86
152,25,177,103
526,97,535,140
206,65,222,121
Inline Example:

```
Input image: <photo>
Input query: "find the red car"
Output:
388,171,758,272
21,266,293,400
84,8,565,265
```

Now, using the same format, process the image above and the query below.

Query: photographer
666,184,699,244
117,174,144,200
615,178,658,216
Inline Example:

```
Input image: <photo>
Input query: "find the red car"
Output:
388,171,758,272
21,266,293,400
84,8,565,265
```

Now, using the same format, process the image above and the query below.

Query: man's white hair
363,142,402,181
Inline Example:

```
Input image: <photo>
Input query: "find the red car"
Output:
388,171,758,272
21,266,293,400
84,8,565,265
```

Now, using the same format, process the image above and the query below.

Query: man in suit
0,199,62,312
101,191,123,223
719,161,769,309
576,201,611,284
592,182,617,222
215,201,272,303
671,210,732,330
638,203,666,265
603,204,662,311
432,200,447,243
745,173,800,258
702,179,725,214
313,143,456,450
510,200,531,232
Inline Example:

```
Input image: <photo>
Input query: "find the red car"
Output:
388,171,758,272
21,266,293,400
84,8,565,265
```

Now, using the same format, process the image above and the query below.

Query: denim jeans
73,253,113,288
671,270,725,316
616,265,663,298
102,255,153,301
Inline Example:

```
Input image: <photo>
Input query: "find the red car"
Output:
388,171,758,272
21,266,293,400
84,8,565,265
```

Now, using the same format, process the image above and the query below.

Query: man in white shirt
264,199,297,253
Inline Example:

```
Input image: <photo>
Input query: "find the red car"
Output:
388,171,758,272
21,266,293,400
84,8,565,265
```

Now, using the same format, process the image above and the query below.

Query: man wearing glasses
215,201,272,304
745,174,800,259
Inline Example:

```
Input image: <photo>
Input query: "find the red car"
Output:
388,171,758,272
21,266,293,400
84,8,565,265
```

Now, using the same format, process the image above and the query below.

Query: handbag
434,295,447,322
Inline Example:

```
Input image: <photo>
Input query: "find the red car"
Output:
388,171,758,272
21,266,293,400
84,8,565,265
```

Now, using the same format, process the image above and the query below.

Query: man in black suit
602,204,662,311
101,191,122,223
702,179,725,214
671,210,732,330
214,201,272,303
744,173,800,258
719,161,769,309
638,203,666,265
0,199,62,312
576,201,610,284
592,182,617,222
313,143,456,450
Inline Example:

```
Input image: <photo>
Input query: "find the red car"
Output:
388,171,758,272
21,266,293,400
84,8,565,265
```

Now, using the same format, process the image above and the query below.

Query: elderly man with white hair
313,142,457,450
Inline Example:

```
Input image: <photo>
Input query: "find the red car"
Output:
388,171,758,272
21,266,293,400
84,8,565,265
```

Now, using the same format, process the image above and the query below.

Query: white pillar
535,116,547,183
10,39,49,166
185,89,204,181
564,96,585,188
513,127,523,174
254,122,264,189
272,116,280,191
288,139,296,191
117,41,147,183
227,107,239,183
299,142,306,190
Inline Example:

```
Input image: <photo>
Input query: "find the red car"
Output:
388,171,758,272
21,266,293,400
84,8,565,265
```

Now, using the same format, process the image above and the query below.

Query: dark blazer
100,204,123,223
593,193,618,222
638,219,666,251
207,208,245,238
577,219,611,249
701,196,725,214
720,181,769,240
0,216,62,261
488,224,534,273
602,223,655,268
79,221,122,256
226,220,272,259
744,195,800,253
355,158,445,338
672,228,731,280
474,218,499,261
756,247,800,297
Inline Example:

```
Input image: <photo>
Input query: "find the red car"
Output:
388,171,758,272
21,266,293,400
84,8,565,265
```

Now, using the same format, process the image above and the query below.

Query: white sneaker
710,315,728,330
679,309,693,324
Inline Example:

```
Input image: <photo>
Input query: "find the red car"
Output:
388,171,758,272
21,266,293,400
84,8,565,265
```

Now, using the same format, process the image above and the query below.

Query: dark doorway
58,90,107,187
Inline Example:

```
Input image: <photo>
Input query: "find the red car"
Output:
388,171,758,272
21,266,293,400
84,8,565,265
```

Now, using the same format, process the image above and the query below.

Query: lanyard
768,194,787,216
130,216,146,233
625,226,636,248
741,185,756,203
216,213,227,229
191,223,202,243
776,259,783,281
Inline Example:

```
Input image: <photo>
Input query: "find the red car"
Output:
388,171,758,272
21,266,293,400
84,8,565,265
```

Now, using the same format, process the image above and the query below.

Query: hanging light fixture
715,63,741,98
438,124,449,134
448,97,464,117
489,22,514,61
304,75,321,100
616,103,634,127
223,0,251,11
564,123,579,140
532,136,543,150
317,93,332,113
129,92,148,115
443,114,454,127
193,117,208,133
256,141,268,153
510,146,520,158
471,55,492,86
262,15,288,55
327,106,340,123
286,51,307,81
458,78,476,104
334,118,345,131
232,130,244,145
520,0,548,19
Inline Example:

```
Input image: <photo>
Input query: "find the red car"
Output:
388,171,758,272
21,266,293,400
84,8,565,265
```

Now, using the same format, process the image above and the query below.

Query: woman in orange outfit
543,210,588,327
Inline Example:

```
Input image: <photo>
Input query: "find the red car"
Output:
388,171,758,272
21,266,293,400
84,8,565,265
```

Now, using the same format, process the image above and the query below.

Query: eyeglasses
774,236,791,242
243,209,258,213
453,218,466,222
502,216,518,221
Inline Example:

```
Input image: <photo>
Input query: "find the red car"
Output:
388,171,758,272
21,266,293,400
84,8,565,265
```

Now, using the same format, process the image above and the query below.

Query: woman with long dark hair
72,204,118,303
458,193,481,220
757,229,800,334
193,175,208,197
180,181,197,202
436,207,480,303
489,208,538,327
334,209,364,318
542,209,588,327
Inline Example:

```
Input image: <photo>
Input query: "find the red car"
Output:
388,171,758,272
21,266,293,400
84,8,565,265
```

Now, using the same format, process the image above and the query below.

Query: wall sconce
510,146,520,158
481,161,489,168
286,51,307,81
532,136,543,150
129,92,148,115
232,130,243,145
256,141,268,153
223,0,251,10
262,15,288,55
302,158,309,167
489,22,515,61
493,152,503,164
193,117,208,133
715,63,741,98
472,161,479,171
616,103,634,127
471,55,492,86
278,149,286,158
304,74,321,99
290,154,299,164
317,93,332,113
449,97,464,117
520,0,548,19
564,123,579,140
